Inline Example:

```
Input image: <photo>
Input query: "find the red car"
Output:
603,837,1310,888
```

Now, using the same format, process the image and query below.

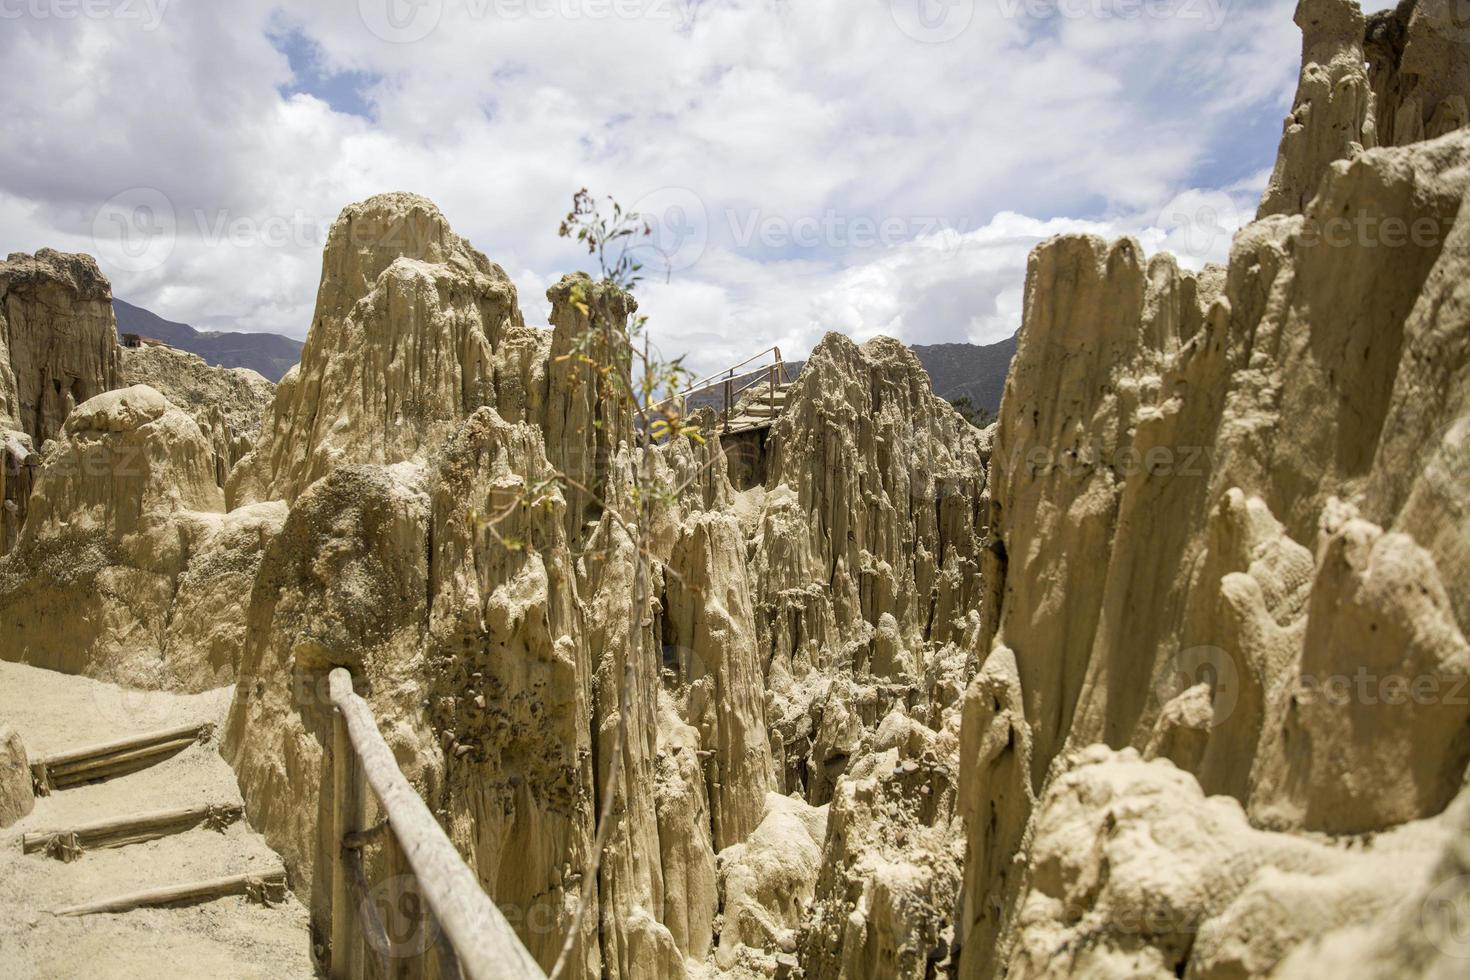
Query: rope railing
327,668,546,980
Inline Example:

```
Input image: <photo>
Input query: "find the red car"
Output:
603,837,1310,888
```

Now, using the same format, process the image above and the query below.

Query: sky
0,0,1400,377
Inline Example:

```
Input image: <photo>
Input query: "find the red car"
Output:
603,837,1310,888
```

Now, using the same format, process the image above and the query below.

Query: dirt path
0,662,315,979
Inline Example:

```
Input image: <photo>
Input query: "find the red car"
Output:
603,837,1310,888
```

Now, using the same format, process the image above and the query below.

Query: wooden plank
326,668,545,980
31,723,212,793
37,722,212,768
52,868,287,916
23,803,243,860
46,736,200,784
329,700,359,979
343,843,392,978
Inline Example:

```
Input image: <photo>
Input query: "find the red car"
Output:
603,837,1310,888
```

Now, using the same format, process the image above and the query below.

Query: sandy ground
0,662,316,979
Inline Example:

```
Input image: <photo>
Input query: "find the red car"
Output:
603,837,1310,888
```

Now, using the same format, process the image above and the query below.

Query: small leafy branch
536,190,724,980
559,188,654,292
555,188,703,446
473,191,708,558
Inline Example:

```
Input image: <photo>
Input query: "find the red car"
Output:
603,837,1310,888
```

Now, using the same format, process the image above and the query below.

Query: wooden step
31,722,214,794
23,802,244,862
52,868,289,917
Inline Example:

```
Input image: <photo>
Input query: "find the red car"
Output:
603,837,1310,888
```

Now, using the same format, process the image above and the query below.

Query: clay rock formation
0,385,283,690
217,185,992,980
0,725,33,828
753,333,984,813
1,429,36,556
797,711,965,980
0,249,119,445
997,747,1450,979
223,193,777,980
227,193,522,506
543,273,637,534
696,331,988,973
0,249,121,556
1367,0,1470,149
222,463,439,940
763,333,985,665
715,792,827,970
1259,0,1470,217
120,342,274,485
1258,0,1372,218
957,3,1470,972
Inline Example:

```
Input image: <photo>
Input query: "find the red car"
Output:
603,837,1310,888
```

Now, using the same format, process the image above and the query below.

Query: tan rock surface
120,343,274,485
995,747,1449,980
1,428,36,556
227,193,522,506
0,385,283,691
0,248,119,445
0,724,32,828
1257,0,1371,218
0,249,121,557
957,9,1470,973
715,792,827,969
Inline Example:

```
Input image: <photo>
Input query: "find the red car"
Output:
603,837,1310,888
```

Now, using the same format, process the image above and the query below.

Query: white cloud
0,0,1303,376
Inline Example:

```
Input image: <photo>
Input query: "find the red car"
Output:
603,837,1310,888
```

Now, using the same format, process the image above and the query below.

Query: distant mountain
113,299,303,382
682,334,1017,419
911,334,1017,417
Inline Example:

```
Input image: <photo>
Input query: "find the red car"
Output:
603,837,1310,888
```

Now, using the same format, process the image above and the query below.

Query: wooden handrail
327,668,546,980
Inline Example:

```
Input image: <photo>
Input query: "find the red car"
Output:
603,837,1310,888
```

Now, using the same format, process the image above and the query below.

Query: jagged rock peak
318,192,503,305
1258,0,1470,219
227,193,524,505
1257,0,1369,219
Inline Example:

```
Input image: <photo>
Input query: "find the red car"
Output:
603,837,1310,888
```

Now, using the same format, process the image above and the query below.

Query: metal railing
652,346,794,432
327,668,545,980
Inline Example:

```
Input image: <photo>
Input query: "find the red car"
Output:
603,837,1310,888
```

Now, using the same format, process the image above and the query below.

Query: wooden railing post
329,670,362,979
325,667,544,980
